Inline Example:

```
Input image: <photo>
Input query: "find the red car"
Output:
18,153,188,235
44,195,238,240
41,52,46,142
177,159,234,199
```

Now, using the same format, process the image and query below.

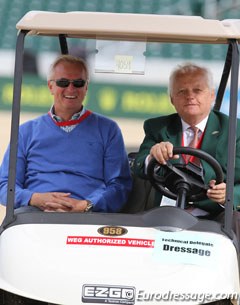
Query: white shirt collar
181,116,209,133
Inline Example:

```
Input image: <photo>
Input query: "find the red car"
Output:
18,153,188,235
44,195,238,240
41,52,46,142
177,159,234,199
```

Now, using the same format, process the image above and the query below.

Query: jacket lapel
201,111,221,156
165,114,182,147
200,111,221,182
164,112,221,154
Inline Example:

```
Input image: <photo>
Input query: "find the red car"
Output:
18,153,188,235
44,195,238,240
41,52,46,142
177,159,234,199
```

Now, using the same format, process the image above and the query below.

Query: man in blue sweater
0,55,132,213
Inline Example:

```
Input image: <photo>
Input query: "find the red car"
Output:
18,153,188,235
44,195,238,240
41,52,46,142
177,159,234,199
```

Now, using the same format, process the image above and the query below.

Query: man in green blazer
134,63,240,218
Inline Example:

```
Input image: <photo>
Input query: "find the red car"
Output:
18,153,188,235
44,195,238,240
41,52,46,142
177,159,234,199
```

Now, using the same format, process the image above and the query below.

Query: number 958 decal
98,226,128,236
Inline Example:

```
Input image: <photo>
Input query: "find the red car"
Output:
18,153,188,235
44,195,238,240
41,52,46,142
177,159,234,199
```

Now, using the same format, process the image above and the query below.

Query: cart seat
121,152,156,213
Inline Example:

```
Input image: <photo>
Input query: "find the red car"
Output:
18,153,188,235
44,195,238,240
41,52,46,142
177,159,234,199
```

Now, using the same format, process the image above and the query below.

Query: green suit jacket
134,110,240,216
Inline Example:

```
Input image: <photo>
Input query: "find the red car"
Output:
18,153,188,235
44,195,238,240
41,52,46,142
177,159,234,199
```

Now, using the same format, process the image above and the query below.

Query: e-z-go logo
82,284,135,304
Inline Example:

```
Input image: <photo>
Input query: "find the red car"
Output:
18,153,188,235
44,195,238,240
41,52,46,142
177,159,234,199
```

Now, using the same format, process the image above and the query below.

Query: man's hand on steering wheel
149,141,180,165
207,179,226,205
147,142,225,205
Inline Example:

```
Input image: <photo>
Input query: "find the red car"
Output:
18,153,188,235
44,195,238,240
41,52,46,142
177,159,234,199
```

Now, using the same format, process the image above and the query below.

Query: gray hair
47,54,89,81
168,62,214,96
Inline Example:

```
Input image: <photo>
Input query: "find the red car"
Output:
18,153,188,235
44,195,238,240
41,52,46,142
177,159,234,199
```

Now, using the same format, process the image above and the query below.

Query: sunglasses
51,78,87,88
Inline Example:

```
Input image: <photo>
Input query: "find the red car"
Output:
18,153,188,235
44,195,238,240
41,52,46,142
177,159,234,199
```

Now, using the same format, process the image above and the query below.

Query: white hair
168,62,214,96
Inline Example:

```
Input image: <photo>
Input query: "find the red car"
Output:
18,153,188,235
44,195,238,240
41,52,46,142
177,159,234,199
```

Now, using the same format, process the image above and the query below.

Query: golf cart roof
16,10,240,43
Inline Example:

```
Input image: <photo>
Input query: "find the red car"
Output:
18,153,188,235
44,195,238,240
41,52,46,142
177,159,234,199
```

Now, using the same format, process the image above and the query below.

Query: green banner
0,75,175,119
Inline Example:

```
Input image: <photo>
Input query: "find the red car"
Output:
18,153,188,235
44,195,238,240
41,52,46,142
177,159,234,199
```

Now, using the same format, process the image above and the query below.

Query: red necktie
186,126,200,164
189,126,199,148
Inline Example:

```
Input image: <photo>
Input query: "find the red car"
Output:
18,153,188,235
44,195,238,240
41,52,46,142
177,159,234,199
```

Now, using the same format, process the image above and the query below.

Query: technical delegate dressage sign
153,230,222,266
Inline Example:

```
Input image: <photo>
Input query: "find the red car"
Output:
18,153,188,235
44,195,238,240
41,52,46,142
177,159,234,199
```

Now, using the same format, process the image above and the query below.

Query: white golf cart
0,11,239,305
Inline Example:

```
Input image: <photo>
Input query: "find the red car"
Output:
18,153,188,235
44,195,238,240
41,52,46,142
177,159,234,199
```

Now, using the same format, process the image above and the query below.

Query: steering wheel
147,147,224,203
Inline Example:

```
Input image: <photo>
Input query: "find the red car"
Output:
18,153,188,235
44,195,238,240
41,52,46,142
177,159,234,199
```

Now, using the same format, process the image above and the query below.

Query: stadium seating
0,0,238,61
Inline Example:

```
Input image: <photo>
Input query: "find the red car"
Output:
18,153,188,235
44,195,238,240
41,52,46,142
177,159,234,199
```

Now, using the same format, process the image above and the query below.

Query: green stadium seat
119,1,136,13
146,43,163,57
65,0,84,12
223,10,240,19
100,0,119,13
81,0,100,12
46,0,63,12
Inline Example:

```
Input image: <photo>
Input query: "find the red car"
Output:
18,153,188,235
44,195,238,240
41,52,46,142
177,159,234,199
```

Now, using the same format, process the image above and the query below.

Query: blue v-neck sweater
0,112,132,212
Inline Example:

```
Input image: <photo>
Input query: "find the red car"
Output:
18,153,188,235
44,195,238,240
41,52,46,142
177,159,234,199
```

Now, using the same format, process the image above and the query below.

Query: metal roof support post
2,30,28,228
223,39,239,237
214,43,232,111
59,34,68,54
